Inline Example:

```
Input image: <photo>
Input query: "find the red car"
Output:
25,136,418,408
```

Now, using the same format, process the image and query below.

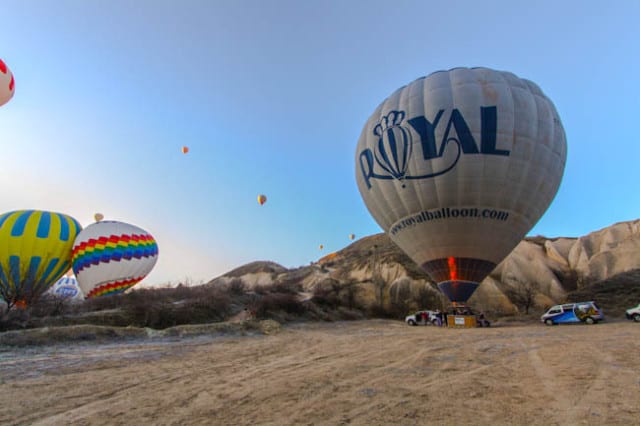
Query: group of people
421,307,487,327
421,310,448,326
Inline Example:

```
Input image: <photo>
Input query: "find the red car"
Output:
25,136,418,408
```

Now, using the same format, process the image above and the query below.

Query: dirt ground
0,319,638,426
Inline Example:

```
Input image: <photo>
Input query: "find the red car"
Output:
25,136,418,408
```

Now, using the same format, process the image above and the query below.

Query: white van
625,304,640,322
541,301,604,326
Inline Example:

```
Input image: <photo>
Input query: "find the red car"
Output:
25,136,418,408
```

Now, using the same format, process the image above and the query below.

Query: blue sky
1,0,639,286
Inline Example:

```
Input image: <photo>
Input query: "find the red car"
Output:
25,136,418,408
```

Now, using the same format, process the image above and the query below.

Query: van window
592,302,600,310
548,308,562,315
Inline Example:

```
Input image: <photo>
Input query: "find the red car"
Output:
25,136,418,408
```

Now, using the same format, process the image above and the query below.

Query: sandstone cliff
208,219,640,314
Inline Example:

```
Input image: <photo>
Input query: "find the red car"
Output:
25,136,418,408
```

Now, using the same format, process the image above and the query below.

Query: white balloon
48,275,84,300
72,221,159,298
356,67,566,302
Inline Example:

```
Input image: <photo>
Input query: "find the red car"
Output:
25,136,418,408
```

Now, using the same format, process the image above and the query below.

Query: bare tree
505,276,539,314
369,245,386,309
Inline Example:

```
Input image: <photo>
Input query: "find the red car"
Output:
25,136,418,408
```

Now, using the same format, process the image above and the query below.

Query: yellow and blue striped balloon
0,210,82,306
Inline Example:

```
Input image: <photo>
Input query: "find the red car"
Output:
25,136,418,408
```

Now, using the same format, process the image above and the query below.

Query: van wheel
585,317,595,325
633,314,640,322
408,319,416,326
544,319,554,326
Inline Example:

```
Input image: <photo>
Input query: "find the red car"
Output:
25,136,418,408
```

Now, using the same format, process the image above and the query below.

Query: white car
405,310,439,326
625,304,640,322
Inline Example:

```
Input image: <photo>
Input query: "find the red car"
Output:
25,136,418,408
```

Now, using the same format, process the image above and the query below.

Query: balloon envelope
48,275,84,300
0,58,15,107
94,213,104,222
0,210,82,305
355,67,566,303
182,146,189,154
349,234,356,240
72,220,159,298
257,194,267,205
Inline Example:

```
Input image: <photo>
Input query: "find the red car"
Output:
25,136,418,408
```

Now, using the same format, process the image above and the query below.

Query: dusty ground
0,319,638,426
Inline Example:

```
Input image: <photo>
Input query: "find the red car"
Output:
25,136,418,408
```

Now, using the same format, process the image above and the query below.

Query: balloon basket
446,315,477,328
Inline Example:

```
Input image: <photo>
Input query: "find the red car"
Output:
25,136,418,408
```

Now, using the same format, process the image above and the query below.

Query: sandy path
1,320,638,425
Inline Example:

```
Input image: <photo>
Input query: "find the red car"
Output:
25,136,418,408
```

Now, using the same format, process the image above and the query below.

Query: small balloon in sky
181,146,189,154
319,244,324,250
257,194,267,205
349,233,356,240
94,213,104,222
0,58,15,107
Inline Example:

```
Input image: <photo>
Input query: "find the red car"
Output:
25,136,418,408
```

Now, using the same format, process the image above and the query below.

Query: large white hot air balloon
71,220,159,298
356,67,566,303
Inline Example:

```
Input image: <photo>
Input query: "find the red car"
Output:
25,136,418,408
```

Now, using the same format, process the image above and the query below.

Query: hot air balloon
71,220,158,298
0,58,15,107
257,194,267,206
0,210,82,307
319,244,324,250
349,234,356,241
356,67,566,304
48,274,83,300
94,213,104,222
181,146,189,154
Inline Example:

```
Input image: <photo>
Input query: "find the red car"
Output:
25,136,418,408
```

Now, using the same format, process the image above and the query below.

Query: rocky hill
208,219,640,316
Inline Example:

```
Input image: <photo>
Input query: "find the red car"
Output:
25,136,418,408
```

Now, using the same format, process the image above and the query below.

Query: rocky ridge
208,219,640,314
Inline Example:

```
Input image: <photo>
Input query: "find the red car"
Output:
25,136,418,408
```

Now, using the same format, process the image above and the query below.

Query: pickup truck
405,310,439,326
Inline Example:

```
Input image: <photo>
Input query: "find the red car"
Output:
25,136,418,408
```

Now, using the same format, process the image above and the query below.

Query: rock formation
208,219,640,313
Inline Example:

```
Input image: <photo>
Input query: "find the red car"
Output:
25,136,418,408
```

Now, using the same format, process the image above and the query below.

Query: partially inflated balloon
257,194,267,206
0,210,82,305
72,220,159,298
0,58,15,107
48,274,83,300
356,67,566,303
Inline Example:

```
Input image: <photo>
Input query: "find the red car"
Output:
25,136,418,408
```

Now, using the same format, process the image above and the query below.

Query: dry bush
250,293,306,319
311,286,341,309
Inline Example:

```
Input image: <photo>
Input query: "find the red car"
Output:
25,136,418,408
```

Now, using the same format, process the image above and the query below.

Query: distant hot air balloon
257,194,267,206
356,67,567,304
349,234,356,241
0,58,15,107
181,146,189,154
94,213,104,222
0,210,82,307
319,244,324,250
48,274,83,300
72,220,159,298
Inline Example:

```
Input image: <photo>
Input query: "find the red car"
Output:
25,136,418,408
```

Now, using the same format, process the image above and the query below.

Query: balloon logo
181,146,189,154
72,220,159,298
257,194,267,206
356,67,567,303
0,210,82,306
94,213,104,222
0,58,15,107
373,111,413,186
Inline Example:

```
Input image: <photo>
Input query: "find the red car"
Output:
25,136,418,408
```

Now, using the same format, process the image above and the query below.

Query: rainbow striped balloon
72,220,159,298
0,210,82,305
